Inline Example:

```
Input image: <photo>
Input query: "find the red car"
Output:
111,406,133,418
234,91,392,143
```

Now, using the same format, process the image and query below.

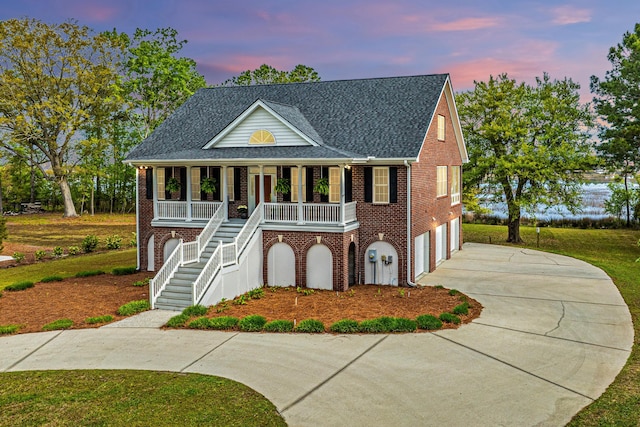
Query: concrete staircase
154,220,245,311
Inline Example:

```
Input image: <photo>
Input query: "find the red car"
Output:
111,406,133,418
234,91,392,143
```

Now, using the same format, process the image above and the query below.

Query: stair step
169,278,194,286
161,290,193,299
165,284,192,293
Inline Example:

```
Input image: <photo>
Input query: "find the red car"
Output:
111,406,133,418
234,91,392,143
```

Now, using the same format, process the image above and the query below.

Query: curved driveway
0,243,633,426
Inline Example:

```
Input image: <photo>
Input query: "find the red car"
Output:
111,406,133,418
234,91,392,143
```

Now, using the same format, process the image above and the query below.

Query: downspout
134,165,140,271
405,160,416,287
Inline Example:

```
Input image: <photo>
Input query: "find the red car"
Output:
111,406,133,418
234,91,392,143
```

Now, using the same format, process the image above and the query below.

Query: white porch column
259,165,265,219
186,166,192,221
297,165,304,225
340,164,346,225
221,165,228,222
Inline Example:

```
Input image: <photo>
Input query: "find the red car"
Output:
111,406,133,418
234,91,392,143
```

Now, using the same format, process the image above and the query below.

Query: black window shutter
364,167,372,203
320,166,329,203
179,167,187,201
282,167,291,202
212,167,221,201
305,167,314,201
200,167,207,200
165,167,173,199
345,168,352,203
389,167,397,203
145,168,153,199
234,167,241,201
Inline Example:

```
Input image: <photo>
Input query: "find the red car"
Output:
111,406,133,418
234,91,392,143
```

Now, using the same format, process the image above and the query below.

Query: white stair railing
234,203,263,262
193,245,223,305
149,204,225,308
150,241,183,309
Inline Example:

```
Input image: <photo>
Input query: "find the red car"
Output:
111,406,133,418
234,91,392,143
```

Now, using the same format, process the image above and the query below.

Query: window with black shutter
364,167,372,203
145,168,153,199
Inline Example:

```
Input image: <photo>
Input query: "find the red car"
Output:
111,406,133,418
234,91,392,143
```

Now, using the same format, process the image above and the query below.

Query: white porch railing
193,202,223,219
263,201,357,224
156,201,222,220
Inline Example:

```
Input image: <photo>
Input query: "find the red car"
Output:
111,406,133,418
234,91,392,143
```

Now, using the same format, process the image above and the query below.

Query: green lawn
463,224,640,426
0,370,286,426
3,213,136,249
0,249,137,289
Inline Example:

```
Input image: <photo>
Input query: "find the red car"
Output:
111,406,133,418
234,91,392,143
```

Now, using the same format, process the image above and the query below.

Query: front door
254,175,272,205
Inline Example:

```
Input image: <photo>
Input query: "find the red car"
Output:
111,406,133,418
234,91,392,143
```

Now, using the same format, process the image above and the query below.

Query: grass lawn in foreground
0,248,137,289
463,224,640,426
0,370,286,427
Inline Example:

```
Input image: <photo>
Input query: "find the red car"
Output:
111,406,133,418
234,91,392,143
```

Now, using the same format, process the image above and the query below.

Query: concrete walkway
0,243,633,426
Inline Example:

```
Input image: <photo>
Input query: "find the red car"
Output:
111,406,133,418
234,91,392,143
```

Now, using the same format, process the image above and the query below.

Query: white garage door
435,224,447,265
450,218,460,254
307,244,333,290
268,243,296,286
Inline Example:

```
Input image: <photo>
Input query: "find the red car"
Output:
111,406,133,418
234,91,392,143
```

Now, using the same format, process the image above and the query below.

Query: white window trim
437,114,445,141
373,167,390,204
227,167,235,201
450,166,460,205
437,166,448,198
329,167,340,204
291,167,306,203
191,168,201,201
157,167,165,201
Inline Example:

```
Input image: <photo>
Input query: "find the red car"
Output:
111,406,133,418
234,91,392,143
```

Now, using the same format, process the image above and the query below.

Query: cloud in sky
550,6,592,25
429,17,503,32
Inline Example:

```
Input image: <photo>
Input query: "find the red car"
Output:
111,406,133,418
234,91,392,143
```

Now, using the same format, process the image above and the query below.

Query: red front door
254,175,272,205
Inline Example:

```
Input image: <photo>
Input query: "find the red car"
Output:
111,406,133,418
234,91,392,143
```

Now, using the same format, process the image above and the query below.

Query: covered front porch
151,164,357,227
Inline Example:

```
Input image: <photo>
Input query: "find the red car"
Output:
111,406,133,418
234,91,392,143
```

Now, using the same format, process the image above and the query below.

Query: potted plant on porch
200,176,217,196
313,177,329,196
165,177,181,194
274,178,291,196
237,205,248,219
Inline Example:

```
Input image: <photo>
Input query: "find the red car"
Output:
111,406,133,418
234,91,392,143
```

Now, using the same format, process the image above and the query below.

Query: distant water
477,183,617,221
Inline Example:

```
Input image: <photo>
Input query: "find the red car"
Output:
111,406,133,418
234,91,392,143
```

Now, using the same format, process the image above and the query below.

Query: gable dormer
203,99,322,149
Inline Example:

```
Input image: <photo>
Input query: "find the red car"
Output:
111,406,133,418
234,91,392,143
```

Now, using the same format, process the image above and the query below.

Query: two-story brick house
126,74,467,310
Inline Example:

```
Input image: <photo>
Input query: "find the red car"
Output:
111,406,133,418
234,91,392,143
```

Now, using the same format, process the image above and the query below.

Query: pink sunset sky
2,0,639,101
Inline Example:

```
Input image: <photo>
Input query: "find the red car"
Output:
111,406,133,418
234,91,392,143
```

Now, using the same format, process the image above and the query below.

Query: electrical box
368,249,377,262
386,255,393,264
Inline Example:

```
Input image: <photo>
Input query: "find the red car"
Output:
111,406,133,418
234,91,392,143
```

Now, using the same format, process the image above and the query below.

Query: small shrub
247,288,264,299
208,316,239,330
188,316,213,329
112,266,137,276
238,315,267,332
52,246,64,257
5,281,34,291
452,302,469,316
390,317,417,332
34,250,46,261
434,285,444,290
182,305,208,317
166,313,190,328
40,275,64,283
85,315,114,324
82,235,99,253
0,324,20,335
105,234,122,250
233,295,248,305
117,300,150,316
329,319,360,333
296,286,314,296
296,319,325,333
133,277,150,287
448,289,460,296
12,252,25,263
263,319,294,332
358,318,387,333
42,318,73,331
416,314,443,330
439,312,461,324
75,270,105,278
68,246,80,255
130,232,137,247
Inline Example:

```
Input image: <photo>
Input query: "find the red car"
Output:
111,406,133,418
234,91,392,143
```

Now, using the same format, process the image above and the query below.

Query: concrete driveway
0,243,633,426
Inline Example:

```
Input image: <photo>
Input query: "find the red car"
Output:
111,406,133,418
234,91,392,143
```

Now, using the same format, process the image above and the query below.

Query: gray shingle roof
126,74,449,162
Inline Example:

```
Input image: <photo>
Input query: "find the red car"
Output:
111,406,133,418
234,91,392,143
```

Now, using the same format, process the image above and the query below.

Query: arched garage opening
147,235,155,271
163,238,180,262
267,242,296,286
306,244,333,290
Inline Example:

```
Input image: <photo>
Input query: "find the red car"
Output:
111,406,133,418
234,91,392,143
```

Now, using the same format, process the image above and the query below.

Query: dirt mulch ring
1,274,481,335
194,285,481,331
0,272,150,334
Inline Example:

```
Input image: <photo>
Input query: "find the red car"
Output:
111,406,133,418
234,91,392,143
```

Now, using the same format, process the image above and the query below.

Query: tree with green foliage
223,64,320,86
457,73,595,243
0,19,125,217
120,27,207,140
591,23,640,226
